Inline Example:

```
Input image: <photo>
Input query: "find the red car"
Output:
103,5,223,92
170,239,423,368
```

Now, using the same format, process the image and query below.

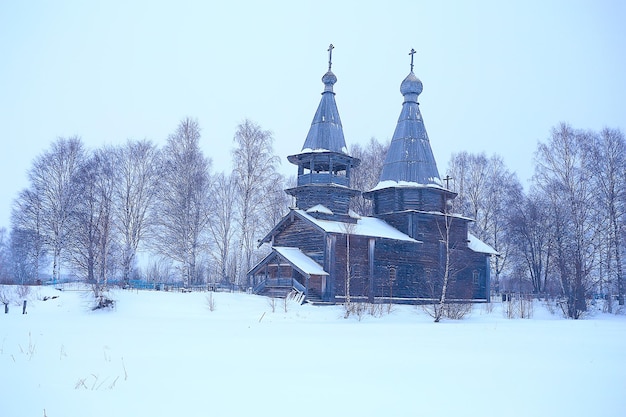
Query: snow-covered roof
274,247,328,276
295,209,417,242
468,233,499,255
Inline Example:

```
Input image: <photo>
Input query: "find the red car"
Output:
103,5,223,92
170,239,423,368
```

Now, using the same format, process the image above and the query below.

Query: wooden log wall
292,187,352,215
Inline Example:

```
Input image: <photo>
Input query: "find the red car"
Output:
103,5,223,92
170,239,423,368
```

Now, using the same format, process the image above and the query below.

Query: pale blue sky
1,0,625,230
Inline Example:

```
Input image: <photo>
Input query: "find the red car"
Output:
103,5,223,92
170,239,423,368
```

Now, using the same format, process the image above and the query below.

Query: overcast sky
1,0,625,231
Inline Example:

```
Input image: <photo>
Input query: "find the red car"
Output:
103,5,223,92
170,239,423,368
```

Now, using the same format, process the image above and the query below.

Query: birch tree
68,147,117,295
434,210,453,322
27,137,86,283
534,123,597,318
0,228,10,283
11,189,46,283
586,128,626,306
232,119,280,286
114,139,160,286
207,172,237,284
447,152,521,293
154,118,211,287
506,192,554,294
341,222,356,317
350,137,389,216
447,152,489,222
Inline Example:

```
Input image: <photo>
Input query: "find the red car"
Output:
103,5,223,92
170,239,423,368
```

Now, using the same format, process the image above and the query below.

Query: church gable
272,213,327,266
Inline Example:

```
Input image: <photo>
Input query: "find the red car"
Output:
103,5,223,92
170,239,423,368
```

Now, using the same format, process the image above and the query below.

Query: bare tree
341,222,356,317
506,191,555,295
154,118,212,288
114,139,161,286
207,172,237,284
232,119,280,286
585,128,626,306
11,189,46,283
27,137,86,283
68,147,118,296
534,123,597,318
447,152,489,222
261,173,291,232
0,228,10,283
433,206,454,322
145,257,174,288
350,137,389,216
447,152,522,293
483,156,523,292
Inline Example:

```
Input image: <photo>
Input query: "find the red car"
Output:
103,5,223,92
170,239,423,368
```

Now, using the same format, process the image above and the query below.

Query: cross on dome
328,44,334,71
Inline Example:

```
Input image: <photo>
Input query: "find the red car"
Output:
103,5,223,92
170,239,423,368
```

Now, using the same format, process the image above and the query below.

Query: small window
473,270,479,286
389,267,397,282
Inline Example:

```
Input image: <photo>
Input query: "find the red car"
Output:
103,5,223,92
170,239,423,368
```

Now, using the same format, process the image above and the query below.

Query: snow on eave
468,233,499,255
376,209,474,222
300,147,331,153
369,179,448,192
298,147,351,156
273,247,328,276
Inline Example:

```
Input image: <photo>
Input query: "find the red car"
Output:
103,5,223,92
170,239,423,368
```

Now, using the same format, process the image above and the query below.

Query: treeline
1,118,290,295
447,123,625,318
0,119,624,318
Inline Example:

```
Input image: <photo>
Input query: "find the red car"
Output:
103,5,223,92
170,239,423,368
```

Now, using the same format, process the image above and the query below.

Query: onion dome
322,70,337,93
374,49,441,187
400,71,423,100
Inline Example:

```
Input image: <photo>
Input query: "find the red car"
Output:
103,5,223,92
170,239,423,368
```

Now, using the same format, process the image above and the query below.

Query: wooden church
248,47,496,304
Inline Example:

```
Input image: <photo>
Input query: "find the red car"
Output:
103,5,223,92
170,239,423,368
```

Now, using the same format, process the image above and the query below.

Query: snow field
1,286,624,417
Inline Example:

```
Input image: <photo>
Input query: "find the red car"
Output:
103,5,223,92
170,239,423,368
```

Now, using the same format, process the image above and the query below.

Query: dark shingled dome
377,71,441,186
300,69,348,154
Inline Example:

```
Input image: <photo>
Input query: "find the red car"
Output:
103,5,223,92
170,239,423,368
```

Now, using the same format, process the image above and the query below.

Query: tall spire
300,44,347,154
376,49,441,187
286,45,360,218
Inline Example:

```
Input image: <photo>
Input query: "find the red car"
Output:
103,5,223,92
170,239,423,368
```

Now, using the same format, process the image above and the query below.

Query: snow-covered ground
1,285,624,417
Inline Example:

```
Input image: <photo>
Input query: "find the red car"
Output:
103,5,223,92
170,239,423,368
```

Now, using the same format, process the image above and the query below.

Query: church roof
468,233,499,255
260,208,418,245
273,247,328,276
299,45,348,155
375,51,442,188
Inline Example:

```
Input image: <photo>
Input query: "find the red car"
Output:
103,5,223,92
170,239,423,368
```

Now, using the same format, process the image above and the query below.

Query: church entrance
308,275,326,302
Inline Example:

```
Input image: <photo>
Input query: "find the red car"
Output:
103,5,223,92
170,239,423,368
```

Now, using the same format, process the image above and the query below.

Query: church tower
364,49,457,237
285,45,361,222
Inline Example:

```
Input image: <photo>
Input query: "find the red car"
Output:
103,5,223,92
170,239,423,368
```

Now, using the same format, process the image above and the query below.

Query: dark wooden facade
249,208,492,304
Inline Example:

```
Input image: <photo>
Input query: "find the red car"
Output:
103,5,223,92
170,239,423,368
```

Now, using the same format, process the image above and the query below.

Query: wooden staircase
253,278,308,303
305,287,323,303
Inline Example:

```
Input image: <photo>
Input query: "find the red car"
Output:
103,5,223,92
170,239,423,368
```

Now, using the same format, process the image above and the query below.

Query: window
473,270,479,286
389,267,396,283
